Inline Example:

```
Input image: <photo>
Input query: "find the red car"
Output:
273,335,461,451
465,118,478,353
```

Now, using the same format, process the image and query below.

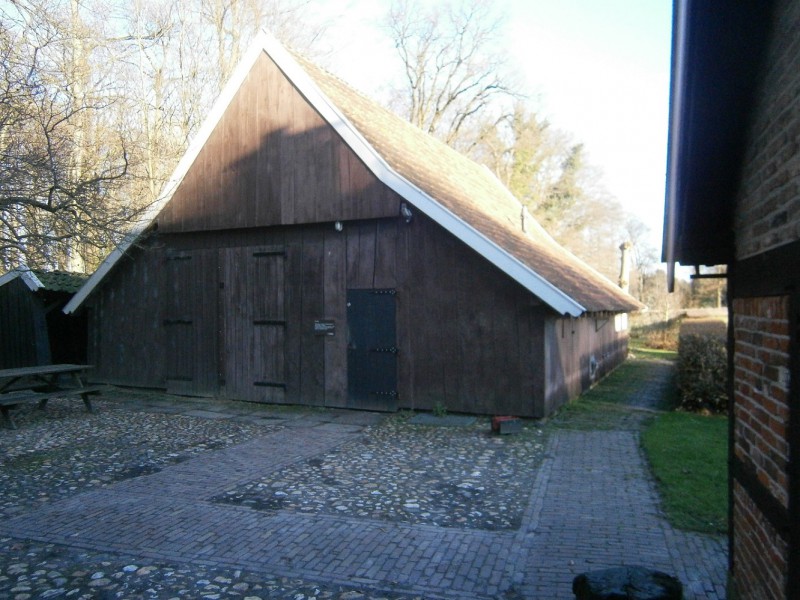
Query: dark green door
347,289,398,411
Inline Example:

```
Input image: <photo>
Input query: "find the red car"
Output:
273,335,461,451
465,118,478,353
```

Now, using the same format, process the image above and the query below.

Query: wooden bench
0,386,103,429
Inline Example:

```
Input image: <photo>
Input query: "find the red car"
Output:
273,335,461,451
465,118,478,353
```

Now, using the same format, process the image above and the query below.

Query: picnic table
0,364,101,429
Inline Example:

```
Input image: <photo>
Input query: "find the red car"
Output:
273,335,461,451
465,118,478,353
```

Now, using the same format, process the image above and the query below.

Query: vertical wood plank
373,220,398,289
193,249,219,394
323,227,348,407
438,231,462,410
240,68,258,228
359,222,379,287
395,217,414,408
409,218,444,408
284,230,302,401
299,229,325,404
333,142,349,220
279,70,296,225
259,55,282,225
345,223,361,288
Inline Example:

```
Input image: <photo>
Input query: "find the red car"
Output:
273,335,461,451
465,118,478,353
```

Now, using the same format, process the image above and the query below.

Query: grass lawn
581,356,677,409
642,411,729,534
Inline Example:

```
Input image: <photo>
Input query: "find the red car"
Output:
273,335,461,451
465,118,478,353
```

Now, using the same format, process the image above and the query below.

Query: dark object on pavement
572,566,683,599
491,416,522,434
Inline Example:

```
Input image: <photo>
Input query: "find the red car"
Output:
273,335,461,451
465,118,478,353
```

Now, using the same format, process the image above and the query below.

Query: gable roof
0,266,87,294
66,30,641,316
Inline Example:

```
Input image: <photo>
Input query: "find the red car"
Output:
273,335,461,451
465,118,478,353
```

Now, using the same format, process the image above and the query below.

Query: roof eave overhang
663,0,776,291
662,0,688,291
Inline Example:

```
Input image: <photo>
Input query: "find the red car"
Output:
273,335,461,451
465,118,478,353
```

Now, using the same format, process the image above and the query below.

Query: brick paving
520,430,727,599
0,360,728,599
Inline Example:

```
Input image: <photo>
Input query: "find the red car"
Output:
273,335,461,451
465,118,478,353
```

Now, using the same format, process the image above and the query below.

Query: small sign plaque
314,319,336,336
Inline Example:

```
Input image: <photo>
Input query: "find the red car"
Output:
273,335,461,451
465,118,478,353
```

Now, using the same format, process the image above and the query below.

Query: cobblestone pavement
0,363,727,599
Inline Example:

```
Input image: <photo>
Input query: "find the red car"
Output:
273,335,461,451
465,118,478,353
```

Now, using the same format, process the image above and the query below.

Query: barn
663,0,799,597
66,32,641,418
0,267,88,368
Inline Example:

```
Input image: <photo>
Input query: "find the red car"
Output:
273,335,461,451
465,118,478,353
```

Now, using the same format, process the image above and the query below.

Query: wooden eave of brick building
663,0,776,286
65,30,641,318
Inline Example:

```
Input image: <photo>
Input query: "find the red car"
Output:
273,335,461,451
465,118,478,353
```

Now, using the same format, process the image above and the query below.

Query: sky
313,0,674,255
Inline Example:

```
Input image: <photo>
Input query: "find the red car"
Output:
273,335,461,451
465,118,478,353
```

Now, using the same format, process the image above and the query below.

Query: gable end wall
157,52,401,234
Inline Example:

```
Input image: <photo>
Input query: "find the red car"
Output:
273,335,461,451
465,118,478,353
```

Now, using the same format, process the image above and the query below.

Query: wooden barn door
163,250,218,396
220,246,287,403
347,289,398,411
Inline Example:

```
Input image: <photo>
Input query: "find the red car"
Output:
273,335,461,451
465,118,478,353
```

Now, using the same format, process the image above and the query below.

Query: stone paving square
0,370,727,599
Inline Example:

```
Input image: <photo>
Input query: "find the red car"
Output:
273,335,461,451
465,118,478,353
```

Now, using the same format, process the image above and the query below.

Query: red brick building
664,1,799,597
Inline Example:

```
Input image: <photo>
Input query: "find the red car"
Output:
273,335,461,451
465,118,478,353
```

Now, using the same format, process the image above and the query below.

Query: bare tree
382,1,662,284
115,0,331,201
196,0,331,94
0,1,131,271
624,218,660,302
0,0,331,272
386,0,520,149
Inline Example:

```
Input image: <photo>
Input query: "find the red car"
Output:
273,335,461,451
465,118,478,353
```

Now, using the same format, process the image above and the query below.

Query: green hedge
677,334,728,413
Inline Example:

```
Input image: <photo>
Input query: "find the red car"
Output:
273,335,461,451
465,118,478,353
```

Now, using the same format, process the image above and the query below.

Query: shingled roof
294,54,641,314
65,30,642,316
0,267,87,294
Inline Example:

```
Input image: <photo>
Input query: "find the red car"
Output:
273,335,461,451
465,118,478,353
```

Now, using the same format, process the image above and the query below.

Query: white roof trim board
66,30,585,317
0,267,44,292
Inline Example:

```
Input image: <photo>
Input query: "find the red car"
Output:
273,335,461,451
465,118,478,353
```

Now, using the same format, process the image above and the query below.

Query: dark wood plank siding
397,215,544,416
90,215,553,416
157,52,399,233
163,253,196,388
297,230,326,405
221,245,286,403
163,248,219,396
0,279,50,368
90,242,217,393
323,227,347,407
89,241,165,387
544,313,629,415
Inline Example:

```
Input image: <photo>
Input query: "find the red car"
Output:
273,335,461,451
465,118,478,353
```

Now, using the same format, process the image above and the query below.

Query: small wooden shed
0,267,88,368
66,32,641,417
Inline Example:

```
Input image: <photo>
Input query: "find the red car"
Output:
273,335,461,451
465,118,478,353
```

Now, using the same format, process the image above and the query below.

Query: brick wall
732,481,788,599
735,0,800,260
730,2,799,595
732,296,791,598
